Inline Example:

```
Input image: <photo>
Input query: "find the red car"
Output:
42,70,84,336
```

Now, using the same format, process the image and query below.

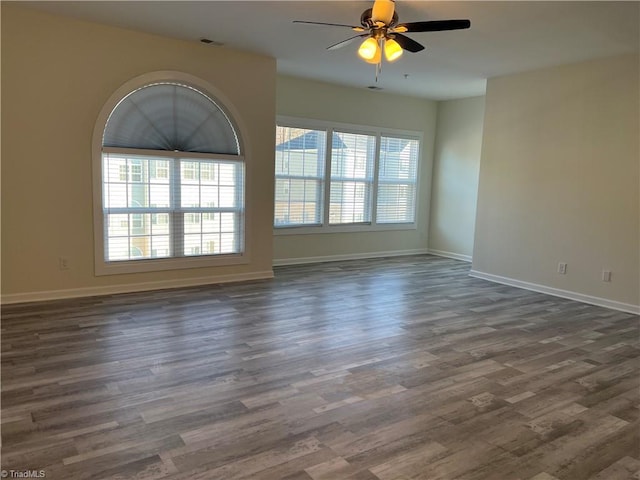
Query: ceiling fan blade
327,34,368,51
394,34,425,53
293,20,365,32
396,19,471,33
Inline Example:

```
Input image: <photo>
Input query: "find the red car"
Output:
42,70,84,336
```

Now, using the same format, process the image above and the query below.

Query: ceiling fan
294,0,470,72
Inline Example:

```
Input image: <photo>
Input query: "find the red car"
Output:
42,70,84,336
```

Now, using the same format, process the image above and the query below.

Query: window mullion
323,128,333,227
317,130,326,226
172,158,184,258
371,133,381,226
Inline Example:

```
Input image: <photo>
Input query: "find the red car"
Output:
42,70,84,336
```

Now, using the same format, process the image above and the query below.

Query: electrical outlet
557,262,567,275
59,257,69,270
602,270,611,282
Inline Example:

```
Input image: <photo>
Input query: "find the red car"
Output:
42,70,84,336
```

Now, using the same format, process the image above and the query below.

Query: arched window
93,73,246,275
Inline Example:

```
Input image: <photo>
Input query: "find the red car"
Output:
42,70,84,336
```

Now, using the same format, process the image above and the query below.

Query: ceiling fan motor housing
361,8,399,28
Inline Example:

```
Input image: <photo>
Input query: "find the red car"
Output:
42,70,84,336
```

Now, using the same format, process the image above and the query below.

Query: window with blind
274,118,420,232
330,131,376,224
93,76,246,275
274,127,325,226
377,136,419,223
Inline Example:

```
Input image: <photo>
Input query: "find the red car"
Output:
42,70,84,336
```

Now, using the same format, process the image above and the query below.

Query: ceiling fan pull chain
376,59,382,83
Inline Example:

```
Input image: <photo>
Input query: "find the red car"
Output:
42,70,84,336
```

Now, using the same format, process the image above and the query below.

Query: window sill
273,223,417,236
95,253,249,276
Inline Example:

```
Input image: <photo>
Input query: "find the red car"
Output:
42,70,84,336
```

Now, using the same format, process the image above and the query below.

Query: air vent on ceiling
200,38,224,46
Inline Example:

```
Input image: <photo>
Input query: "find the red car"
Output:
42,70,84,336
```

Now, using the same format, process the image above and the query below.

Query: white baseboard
469,269,640,315
427,249,472,263
1,270,274,305
273,249,430,267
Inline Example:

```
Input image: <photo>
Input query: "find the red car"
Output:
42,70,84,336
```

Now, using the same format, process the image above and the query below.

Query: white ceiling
23,1,640,100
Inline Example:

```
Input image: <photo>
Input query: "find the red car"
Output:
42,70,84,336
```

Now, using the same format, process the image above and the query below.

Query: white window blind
376,137,419,223
274,126,325,226
103,153,244,261
329,131,376,224
103,83,239,155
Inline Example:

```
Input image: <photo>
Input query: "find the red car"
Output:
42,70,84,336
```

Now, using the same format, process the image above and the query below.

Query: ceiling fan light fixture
384,38,403,62
365,45,382,65
371,0,395,26
365,44,382,64
358,37,380,61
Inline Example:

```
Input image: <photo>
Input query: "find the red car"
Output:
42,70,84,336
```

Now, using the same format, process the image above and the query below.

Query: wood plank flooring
1,255,639,479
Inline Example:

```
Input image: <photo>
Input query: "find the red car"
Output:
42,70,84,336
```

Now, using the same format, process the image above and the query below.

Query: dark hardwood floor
1,255,638,479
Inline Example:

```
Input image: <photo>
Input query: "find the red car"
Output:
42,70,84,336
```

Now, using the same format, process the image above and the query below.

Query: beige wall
429,96,485,259
473,54,639,309
5,6,636,312
1,6,277,299
274,75,437,262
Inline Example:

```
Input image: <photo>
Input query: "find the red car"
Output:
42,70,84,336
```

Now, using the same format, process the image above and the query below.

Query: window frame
274,125,327,228
274,116,422,235
328,129,377,226
92,71,251,276
102,148,245,260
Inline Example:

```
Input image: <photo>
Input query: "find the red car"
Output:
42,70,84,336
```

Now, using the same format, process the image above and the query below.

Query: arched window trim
92,71,251,276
